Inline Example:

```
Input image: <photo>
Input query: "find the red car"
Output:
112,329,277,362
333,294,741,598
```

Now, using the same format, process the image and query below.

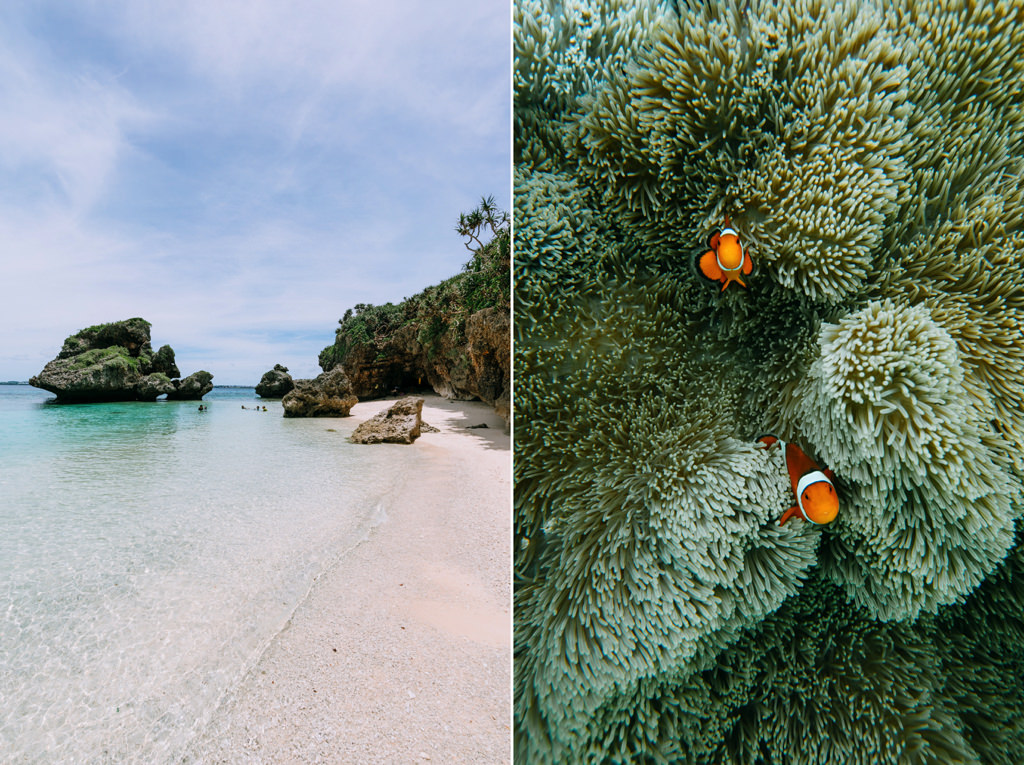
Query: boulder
166,370,214,400
351,397,424,444
29,318,213,402
255,364,295,398
282,366,358,417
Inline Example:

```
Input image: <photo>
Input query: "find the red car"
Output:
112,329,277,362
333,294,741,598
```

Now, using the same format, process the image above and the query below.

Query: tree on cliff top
456,195,510,252
320,198,510,372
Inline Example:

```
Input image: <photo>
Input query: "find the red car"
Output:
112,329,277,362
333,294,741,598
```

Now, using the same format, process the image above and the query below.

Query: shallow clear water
0,385,412,762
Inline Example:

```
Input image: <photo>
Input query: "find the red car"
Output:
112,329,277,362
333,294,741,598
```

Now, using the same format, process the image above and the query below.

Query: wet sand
187,395,511,763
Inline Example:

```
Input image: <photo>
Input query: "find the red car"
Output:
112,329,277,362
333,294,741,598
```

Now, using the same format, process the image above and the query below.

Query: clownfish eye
803,493,809,501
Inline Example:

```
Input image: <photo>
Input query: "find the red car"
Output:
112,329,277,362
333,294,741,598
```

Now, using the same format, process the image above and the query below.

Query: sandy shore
187,395,511,764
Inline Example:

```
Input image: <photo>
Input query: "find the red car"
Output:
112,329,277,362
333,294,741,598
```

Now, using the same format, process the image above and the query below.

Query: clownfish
695,217,753,291
757,435,838,526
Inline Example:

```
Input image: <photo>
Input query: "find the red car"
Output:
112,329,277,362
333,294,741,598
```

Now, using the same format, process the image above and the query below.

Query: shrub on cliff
319,201,510,373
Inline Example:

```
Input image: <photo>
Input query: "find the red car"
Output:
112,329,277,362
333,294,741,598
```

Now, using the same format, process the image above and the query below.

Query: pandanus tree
456,195,510,252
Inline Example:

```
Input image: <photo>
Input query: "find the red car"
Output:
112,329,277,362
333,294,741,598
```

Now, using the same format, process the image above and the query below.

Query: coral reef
514,0,1024,761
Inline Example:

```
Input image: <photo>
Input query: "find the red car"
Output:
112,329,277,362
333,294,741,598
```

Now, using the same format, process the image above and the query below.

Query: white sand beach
188,395,511,763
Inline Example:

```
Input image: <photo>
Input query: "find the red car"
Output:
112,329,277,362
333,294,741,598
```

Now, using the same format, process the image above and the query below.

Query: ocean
0,385,416,762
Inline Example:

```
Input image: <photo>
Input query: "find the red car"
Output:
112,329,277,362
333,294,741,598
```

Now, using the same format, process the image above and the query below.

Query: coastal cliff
319,207,510,423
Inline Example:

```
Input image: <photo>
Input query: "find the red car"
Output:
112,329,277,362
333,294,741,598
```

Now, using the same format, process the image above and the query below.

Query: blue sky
0,2,510,385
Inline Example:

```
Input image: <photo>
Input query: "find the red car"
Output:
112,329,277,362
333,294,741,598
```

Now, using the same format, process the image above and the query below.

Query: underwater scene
513,1,1024,763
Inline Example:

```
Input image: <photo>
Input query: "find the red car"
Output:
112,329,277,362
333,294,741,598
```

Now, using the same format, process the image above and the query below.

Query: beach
187,394,511,764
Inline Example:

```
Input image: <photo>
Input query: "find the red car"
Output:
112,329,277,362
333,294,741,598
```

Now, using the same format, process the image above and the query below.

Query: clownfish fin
720,273,747,291
706,228,721,250
742,251,753,276
824,468,836,482
756,434,780,448
779,505,800,525
697,250,723,283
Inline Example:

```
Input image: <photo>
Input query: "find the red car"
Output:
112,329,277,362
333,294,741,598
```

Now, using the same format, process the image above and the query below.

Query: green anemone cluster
515,0,1024,761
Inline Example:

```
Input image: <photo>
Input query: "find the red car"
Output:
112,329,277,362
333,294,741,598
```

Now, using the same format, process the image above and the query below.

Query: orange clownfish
695,217,753,291
757,435,838,526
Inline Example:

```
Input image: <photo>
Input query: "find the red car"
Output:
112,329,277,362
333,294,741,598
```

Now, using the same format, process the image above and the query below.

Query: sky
0,1,510,385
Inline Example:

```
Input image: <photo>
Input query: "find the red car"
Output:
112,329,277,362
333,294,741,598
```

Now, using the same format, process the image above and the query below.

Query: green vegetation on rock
31,318,212,402
318,198,510,417
321,222,509,371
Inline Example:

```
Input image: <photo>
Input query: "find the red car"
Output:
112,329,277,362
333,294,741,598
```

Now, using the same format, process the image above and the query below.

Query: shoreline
188,394,511,763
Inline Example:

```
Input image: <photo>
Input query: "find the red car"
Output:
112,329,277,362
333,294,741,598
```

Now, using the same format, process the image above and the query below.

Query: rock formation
150,345,180,378
351,396,424,444
135,373,176,400
318,228,510,425
166,371,214,400
255,364,295,398
29,319,213,402
281,366,358,417
465,307,510,422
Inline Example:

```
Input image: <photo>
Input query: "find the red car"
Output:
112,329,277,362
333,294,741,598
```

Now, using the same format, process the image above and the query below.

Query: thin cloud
0,2,509,386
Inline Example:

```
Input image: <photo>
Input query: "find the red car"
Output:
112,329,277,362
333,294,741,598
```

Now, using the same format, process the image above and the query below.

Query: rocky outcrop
255,364,295,398
166,371,214,400
351,397,424,444
318,227,510,425
281,366,358,417
465,307,510,423
29,319,214,402
56,317,152,359
321,306,510,423
136,373,177,400
335,324,425,399
151,345,180,378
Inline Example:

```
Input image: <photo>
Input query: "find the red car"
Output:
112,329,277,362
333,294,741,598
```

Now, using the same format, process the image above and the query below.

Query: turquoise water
0,385,414,762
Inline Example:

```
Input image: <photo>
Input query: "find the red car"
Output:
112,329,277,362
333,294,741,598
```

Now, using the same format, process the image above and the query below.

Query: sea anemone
514,0,1024,759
